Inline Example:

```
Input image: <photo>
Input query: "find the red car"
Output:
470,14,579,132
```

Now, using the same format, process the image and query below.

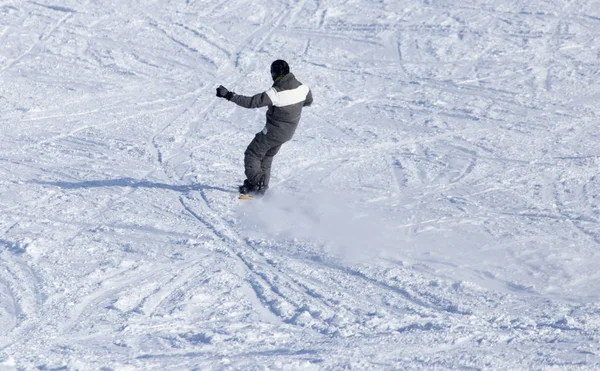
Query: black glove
216,85,234,100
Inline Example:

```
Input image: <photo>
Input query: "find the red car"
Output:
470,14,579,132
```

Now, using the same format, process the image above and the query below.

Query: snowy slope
1,0,600,369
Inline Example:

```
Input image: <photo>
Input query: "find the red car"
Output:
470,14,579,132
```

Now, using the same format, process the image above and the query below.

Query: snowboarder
216,60,313,196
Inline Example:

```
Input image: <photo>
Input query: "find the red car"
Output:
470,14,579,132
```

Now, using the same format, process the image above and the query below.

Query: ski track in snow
1,0,600,369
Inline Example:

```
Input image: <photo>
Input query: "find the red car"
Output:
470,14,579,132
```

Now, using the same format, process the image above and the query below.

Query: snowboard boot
255,175,267,196
239,177,267,196
238,179,255,195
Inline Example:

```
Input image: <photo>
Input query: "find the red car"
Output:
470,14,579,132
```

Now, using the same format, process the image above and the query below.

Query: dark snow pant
244,132,284,187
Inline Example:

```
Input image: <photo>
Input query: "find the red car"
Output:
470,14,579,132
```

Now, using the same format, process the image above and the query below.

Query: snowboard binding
238,178,267,197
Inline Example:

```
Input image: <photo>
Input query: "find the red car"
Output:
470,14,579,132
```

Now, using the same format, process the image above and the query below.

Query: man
216,60,313,196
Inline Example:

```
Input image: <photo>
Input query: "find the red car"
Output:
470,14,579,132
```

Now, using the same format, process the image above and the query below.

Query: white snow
1,0,600,369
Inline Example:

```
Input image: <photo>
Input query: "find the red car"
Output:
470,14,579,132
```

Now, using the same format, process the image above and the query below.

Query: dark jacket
230,73,313,142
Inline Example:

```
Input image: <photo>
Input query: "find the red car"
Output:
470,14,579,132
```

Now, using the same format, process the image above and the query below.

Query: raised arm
230,91,272,109
216,85,272,109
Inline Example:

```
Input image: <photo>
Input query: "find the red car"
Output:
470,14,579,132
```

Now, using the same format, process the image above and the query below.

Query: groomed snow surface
1,0,600,369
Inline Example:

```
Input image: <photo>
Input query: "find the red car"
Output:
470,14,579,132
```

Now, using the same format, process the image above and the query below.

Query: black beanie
270,60,290,81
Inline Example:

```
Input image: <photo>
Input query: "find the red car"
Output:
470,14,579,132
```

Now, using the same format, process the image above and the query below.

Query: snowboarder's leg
261,143,282,187
244,133,269,186
243,133,283,190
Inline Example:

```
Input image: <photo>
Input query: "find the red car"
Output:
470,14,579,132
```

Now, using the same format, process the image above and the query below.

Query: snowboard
238,194,254,200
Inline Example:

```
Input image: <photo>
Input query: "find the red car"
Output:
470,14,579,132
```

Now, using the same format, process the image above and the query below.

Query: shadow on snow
30,178,235,194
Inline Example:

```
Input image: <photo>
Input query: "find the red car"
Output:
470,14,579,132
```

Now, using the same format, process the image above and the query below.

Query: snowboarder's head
270,60,289,81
